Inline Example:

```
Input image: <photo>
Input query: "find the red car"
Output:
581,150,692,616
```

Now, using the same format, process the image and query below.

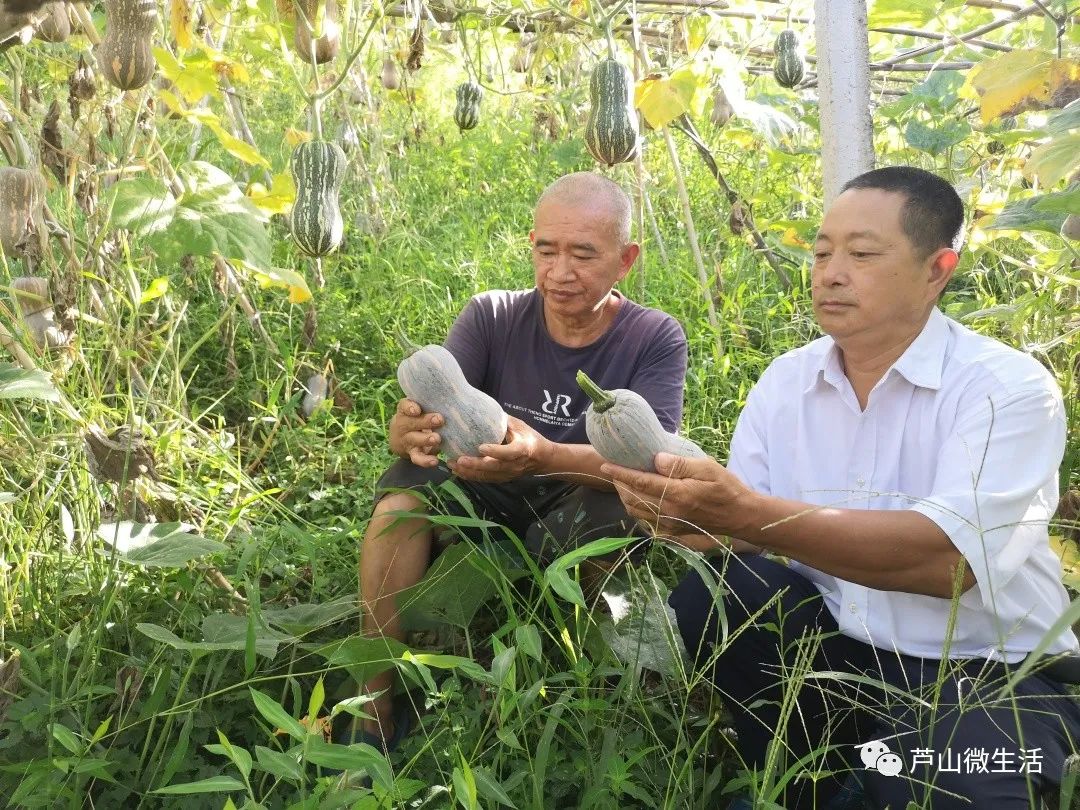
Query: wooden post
814,0,874,205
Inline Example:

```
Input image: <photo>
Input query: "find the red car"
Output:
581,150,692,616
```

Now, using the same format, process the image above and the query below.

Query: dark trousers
375,458,648,565
668,553,1080,809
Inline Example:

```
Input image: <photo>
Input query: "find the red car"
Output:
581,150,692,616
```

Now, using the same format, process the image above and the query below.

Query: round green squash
773,28,805,89
453,81,482,132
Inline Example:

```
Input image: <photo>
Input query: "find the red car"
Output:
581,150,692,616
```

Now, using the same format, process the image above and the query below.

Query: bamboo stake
662,127,720,350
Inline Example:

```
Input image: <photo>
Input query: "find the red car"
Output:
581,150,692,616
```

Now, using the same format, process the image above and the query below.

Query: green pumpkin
773,28,805,89
453,81,482,132
289,140,347,257
584,59,638,168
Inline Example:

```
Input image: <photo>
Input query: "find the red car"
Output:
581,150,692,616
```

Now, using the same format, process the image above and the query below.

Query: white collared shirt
728,308,1079,661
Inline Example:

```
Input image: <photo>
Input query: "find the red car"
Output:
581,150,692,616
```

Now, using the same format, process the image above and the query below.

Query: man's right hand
388,398,444,467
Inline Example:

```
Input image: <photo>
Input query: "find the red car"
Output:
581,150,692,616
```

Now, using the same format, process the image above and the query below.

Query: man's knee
525,487,645,565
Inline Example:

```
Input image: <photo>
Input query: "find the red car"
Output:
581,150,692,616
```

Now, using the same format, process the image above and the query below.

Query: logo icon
857,740,904,778
541,389,572,417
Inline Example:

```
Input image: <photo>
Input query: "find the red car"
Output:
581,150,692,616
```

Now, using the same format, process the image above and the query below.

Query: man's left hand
601,453,756,539
449,416,553,483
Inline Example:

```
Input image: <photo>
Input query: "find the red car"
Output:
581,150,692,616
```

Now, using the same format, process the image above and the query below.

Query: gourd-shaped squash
294,0,340,65
0,166,40,258
1062,214,1080,242
11,276,67,349
0,7,34,45
711,85,733,128
98,0,157,90
453,81,482,132
381,57,400,90
35,1,69,42
577,370,706,473
584,59,638,168
289,139,346,257
773,28,804,89
397,343,508,459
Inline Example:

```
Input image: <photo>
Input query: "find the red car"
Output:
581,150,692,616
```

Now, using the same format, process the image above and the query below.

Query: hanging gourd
97,0,158,90
577,371,706,473
710,85,733,128
584,59,638,168
289,140,347,257
0,166,40,258
294,0,340,65
453,81,482,132
773,28,805,89
380,57,400,90
34,1,69,42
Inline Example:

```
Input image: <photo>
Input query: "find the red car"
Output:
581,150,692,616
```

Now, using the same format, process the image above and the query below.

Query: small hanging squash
97,0,158,90
453,81,482,132
34,1,69,42
293,0,340,65
0,166,40,258
397,342,508,459
577,370,706,473
381,57,400,90
584,59,638,168
773,28,805,89
289,140,347,257
710,85,733,128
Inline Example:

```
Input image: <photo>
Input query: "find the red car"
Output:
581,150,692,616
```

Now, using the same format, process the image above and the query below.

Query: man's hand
388,398,444,468
601,452,755,539
449,416,553,483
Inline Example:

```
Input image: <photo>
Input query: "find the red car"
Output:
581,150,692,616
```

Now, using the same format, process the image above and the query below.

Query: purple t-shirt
443,288,688,444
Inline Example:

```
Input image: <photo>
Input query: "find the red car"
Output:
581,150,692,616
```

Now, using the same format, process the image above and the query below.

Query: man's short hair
537,172,632,246
841,166,964,258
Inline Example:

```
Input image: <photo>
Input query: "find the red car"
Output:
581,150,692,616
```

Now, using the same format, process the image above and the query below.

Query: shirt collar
805,308,950,394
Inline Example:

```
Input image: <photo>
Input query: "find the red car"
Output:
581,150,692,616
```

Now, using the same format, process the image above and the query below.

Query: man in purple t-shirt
350,172,689,753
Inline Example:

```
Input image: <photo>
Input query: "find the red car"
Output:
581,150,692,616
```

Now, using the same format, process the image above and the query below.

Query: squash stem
395,326,422,357
576,370,615,413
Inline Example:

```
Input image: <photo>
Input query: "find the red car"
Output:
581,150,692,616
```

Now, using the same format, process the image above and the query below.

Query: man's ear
928,248,959,295
618,243,641,279
529,230,536,244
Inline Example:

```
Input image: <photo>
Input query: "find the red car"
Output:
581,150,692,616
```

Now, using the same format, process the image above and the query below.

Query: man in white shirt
604,166,1080,809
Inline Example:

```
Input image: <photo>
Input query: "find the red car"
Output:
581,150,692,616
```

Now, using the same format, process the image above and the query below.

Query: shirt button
855,475,866,487
849,602,858,613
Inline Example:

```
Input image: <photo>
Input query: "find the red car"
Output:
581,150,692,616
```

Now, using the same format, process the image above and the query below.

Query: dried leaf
170,0,192,50
963,50,1080,124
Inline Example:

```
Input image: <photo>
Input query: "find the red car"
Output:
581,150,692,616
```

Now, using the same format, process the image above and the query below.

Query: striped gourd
289,140,347,257
453,81,482,132
97,0,157,90
35,2,70,42
577,370,706,473
294,0,340,65
773,28,804,89
584,59,638,168
0,167,40,258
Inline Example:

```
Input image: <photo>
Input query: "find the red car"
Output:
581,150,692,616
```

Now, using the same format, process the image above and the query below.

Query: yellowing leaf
780,228,811,249
233,259,313,304
153,47,218,104
963,50,1080,124
285,128,312,147
170,0,193,51
247,172,296,216
635,67,703,129
1024,132,1080,187
140,276,169,305
195,42,251,84
206,121,271,169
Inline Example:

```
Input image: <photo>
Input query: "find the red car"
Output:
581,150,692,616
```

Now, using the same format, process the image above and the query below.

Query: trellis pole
814,0,874,205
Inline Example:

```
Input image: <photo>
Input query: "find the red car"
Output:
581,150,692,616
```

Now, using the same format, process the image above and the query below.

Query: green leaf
108,162,272,268
986,188,1080,233
153,776,246,794
140,276,169,305
453,757,479,810
308,677,325,720
313,636,409,685
250,688,307,740
1025,132,1080,187
514,624,542,662
600,573,688,679
304,738,393,788
904,118,971,155
472,767,517,807
544,566,585,607
254,745,303,781
1047,98,1080,137
262,596,356,634
869,0,963,27
97,521,227,567
206,730,252,779
0,364,60,402
50,723,82,755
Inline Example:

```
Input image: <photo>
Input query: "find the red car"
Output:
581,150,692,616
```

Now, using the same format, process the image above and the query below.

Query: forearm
734,492,976,599
536,443,616,491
